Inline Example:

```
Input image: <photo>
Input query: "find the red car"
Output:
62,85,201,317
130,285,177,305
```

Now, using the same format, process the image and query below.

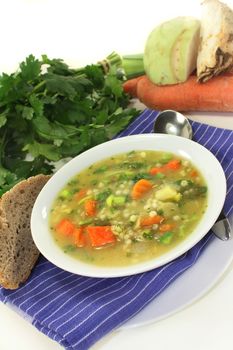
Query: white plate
121,234,233,329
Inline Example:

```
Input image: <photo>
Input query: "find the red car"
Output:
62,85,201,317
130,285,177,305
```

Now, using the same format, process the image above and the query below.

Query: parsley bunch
0,55,140,196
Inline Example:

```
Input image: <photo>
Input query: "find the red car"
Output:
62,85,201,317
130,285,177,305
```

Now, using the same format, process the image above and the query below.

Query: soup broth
50,150,208,266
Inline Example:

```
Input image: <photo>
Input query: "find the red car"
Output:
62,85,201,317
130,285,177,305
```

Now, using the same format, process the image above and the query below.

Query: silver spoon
153,109,232,241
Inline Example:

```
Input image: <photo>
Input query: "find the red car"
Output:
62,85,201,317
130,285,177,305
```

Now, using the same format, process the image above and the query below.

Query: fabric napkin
0,109,232,350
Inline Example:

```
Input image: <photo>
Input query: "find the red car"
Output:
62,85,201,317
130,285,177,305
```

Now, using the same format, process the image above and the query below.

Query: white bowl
31,134,226,278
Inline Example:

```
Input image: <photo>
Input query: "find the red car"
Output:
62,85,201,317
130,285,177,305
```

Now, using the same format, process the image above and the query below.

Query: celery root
197,0,233,82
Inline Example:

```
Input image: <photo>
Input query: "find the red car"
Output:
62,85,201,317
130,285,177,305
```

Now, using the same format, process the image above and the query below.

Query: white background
1,0,233,349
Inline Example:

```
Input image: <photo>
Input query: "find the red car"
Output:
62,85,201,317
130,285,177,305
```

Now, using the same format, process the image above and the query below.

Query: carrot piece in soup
140,215,164,227
132,179,153,200
73,228,86,247
85,199,97,217
159,223,175,232
87,226,116,247
150,160,180,175
164,159,181,170
75,189,88,200
56,219,75,236
149,167,164,175
190,170,198,177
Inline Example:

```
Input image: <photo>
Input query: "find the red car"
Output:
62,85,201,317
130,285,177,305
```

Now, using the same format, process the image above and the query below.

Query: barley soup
50,150,208,266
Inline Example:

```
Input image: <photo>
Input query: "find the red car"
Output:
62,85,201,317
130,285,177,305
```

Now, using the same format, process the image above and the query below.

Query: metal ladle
153,109,232,241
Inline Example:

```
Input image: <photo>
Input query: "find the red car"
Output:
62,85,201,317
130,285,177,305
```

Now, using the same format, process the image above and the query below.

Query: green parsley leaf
0,54,140,195
29,94,44,117
19,54,41,81
0,112,7,128
23,141,61,161
22,106,34,120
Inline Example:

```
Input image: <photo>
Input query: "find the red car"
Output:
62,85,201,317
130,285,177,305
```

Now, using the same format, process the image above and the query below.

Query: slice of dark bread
0,174,50,289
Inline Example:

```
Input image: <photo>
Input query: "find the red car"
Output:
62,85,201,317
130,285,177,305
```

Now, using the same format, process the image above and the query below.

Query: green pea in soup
50,150,208,266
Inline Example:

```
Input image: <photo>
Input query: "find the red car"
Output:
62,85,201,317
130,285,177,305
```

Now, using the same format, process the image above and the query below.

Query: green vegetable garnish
132,173,153,182
96,190,112,203
157,209,164,215
143,230,154,240
93,166,108,174
63,245,76,253
59,189,72,198
119,162,144,170
106,195,126,207
155,172,165,179
159,153,173,164
78,218,94,225
159,232,174,244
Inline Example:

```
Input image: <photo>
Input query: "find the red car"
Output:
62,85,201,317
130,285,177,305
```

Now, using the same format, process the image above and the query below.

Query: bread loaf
0,174,50,289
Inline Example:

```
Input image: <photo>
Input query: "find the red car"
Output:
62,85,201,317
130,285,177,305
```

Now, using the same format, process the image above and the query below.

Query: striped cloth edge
0,109,232,350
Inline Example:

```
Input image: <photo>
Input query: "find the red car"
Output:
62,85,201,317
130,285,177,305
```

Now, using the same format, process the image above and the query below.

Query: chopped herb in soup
50,151,208,266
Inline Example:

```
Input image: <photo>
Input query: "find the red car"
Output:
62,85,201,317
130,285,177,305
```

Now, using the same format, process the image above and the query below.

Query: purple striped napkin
0,109,232,350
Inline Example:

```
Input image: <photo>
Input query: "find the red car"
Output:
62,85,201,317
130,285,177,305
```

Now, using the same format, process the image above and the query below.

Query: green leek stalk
103,52,145,79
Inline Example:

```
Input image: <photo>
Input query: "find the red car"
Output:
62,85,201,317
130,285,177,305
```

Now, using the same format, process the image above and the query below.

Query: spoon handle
212,211,232,241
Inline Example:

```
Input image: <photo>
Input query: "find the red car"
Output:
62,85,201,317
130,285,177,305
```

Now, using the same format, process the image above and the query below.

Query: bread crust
0,253,39,289
0,174,50,289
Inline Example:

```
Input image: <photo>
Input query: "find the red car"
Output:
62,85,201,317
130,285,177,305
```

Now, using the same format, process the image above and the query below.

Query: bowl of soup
31,134,226,277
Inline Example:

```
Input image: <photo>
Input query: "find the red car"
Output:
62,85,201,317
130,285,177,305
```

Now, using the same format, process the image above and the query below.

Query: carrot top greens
0,55,140,196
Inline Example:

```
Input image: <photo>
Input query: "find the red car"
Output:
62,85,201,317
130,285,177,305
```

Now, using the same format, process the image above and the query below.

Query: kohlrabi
143,17,200,85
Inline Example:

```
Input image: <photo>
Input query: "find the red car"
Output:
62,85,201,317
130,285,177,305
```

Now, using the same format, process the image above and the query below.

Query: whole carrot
123,76,143,97
125,73,233,112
